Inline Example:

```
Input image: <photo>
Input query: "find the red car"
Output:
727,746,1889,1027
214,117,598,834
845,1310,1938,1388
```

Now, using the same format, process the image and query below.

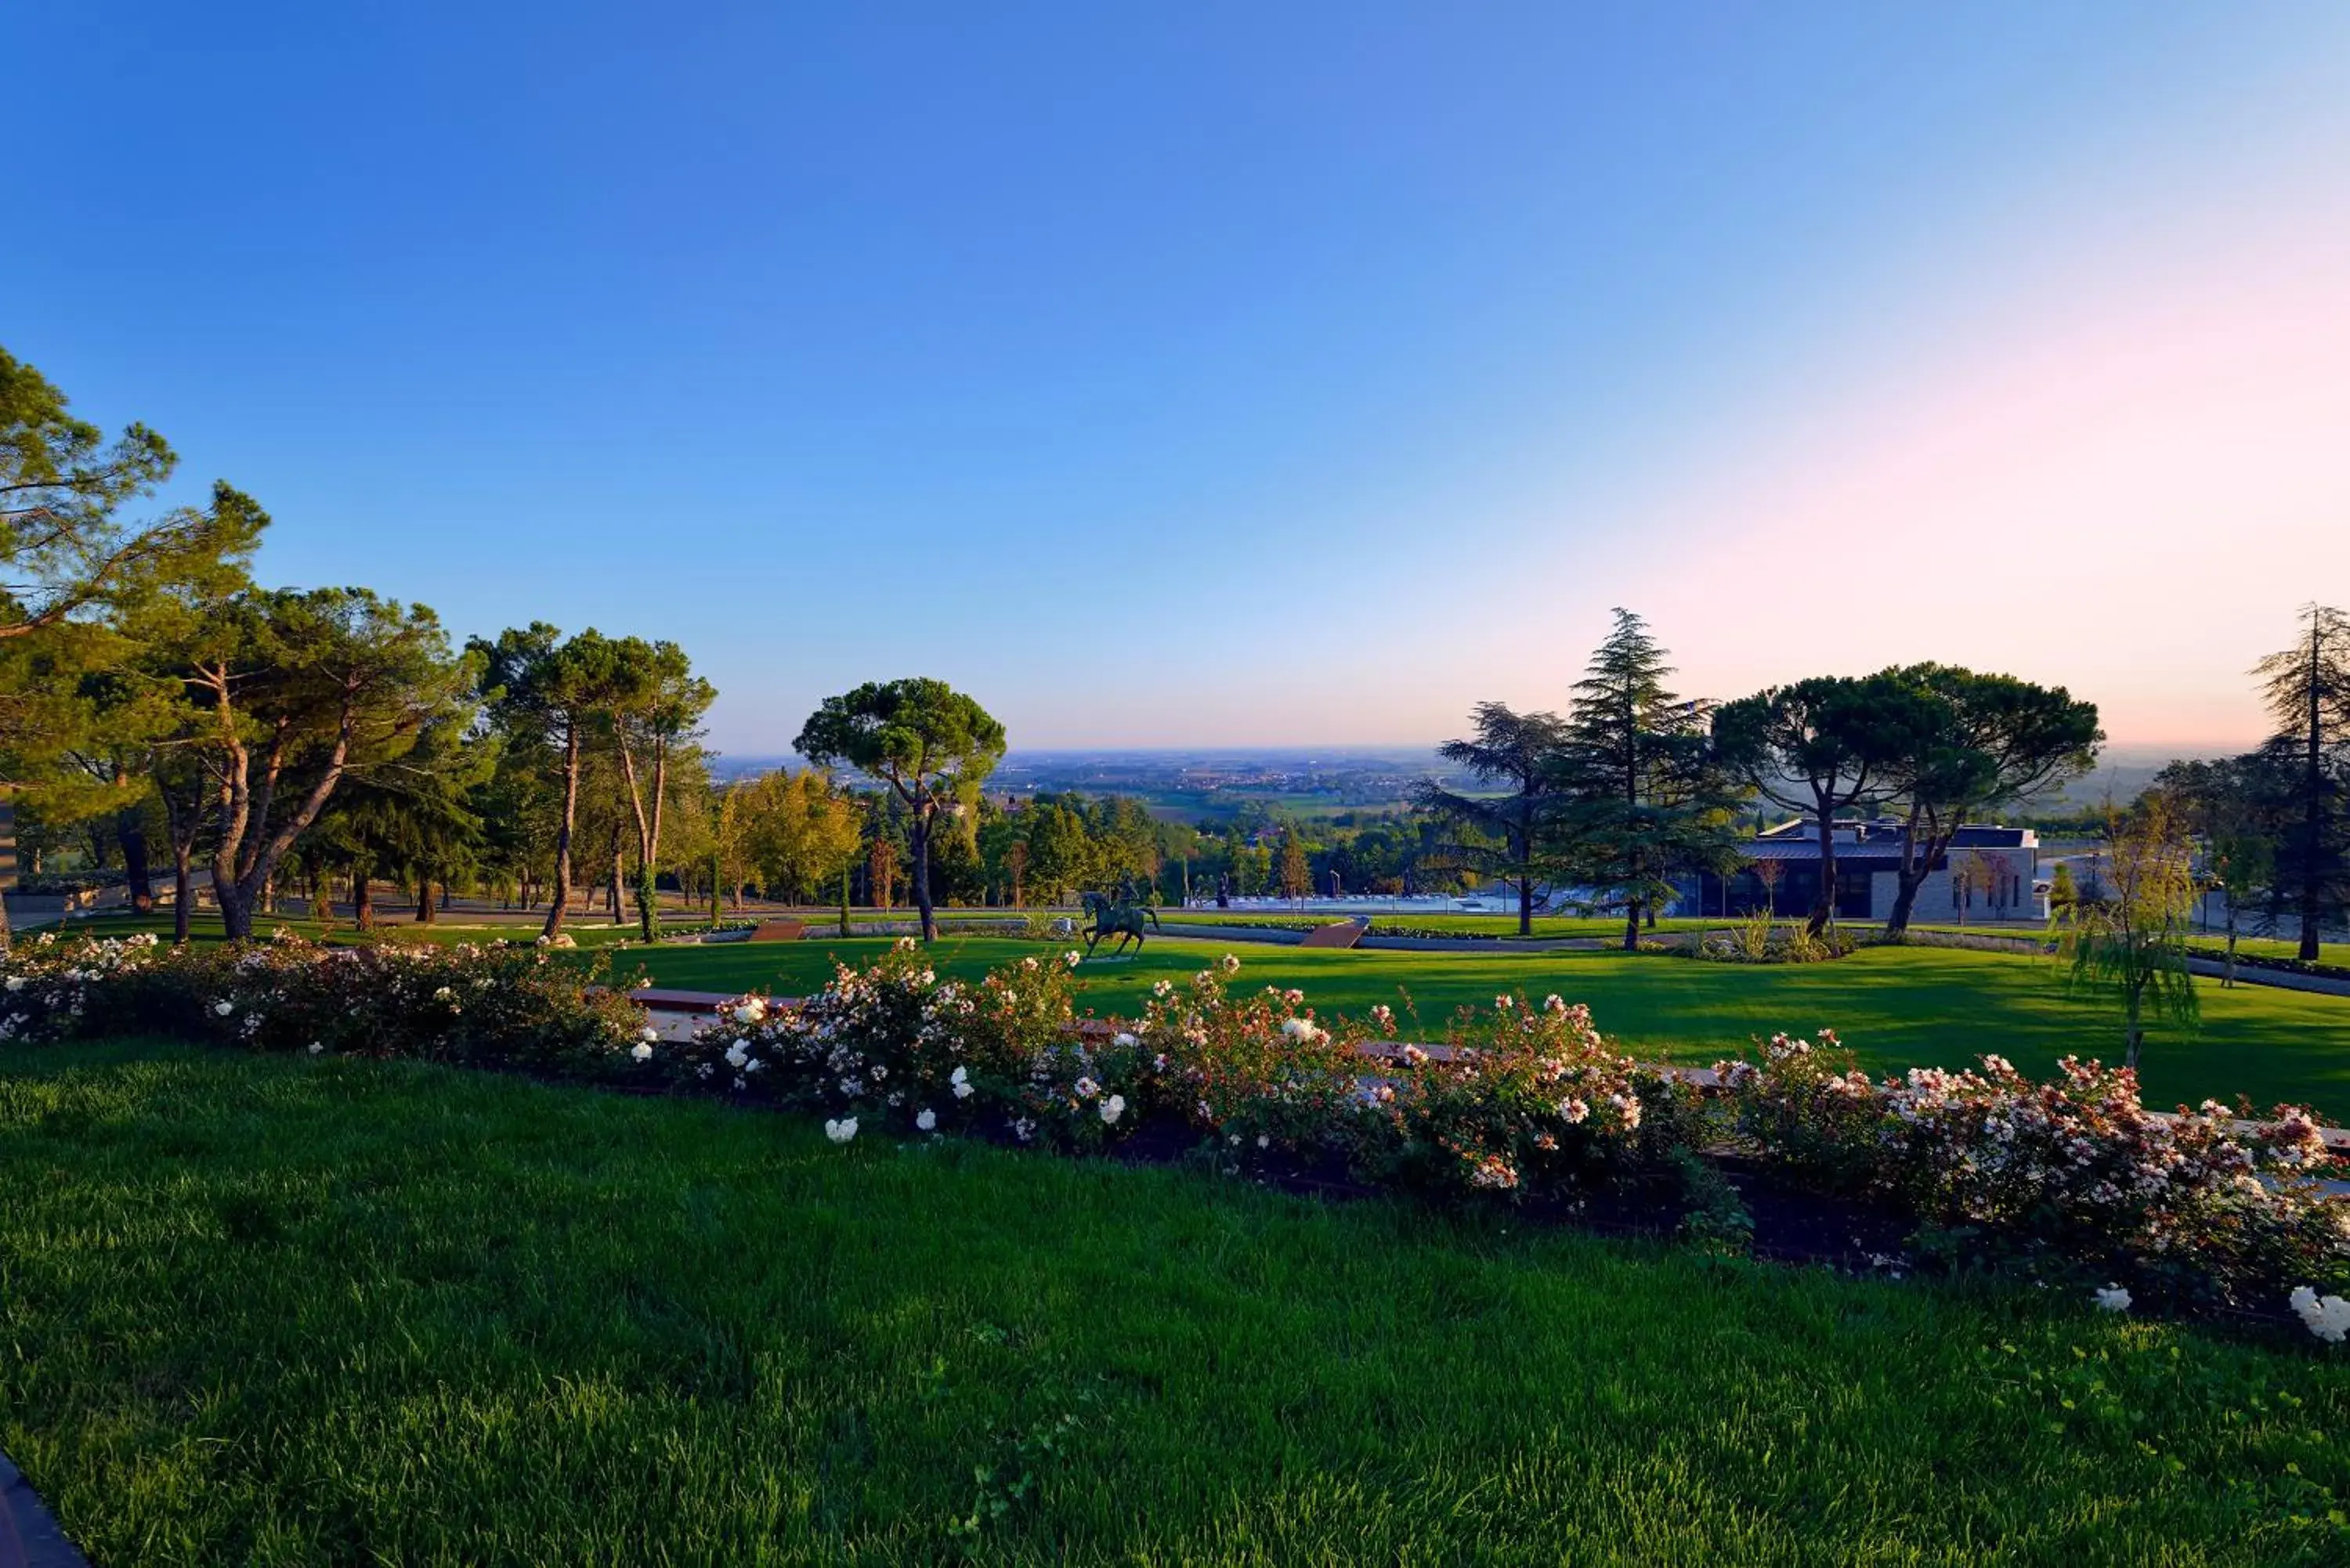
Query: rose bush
1344,993,1701,1204
1715,1032,2350,1309
2,928,645,1073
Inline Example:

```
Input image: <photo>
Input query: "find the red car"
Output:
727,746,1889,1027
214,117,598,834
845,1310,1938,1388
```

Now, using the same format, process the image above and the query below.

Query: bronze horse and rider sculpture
1079,891,1159,956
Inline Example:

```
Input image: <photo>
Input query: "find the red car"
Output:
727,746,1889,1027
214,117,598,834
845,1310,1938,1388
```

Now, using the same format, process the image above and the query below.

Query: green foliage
795,677,1007,803
2055,792,2202,1069
1873,663,2102,935
1552,609,1747,946
0,345,197,641
1412,700,1573,934
2251,604,2350,961
797,678,1006,939
1715,672,1921,932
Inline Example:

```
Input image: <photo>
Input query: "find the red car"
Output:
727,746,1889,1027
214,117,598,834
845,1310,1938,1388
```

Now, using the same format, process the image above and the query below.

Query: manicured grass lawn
2188,936,2350,967
1154,910,1718,937
615,935,2350,1120
5,1039,2346,1564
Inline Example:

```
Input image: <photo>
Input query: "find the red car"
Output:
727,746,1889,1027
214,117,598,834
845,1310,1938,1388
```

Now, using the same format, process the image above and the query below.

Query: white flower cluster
2290,1285,2350,1343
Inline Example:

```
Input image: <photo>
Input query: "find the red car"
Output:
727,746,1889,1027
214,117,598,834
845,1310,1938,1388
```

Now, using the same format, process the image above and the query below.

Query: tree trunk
913,811,937,942
2124,977,2145,1070
2294,613,2325,961
1807,800,1838,938
172,845,193,945
118,804,155,914
1884,871,1923,939
544,720,581,940
415,874,436,924
1622,903,1640,952
1517,873,1532,938
353,869,374,931
609,840,626,924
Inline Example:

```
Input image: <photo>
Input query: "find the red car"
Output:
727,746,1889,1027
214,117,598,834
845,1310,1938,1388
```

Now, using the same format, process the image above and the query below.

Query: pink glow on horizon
1609,204,2350,750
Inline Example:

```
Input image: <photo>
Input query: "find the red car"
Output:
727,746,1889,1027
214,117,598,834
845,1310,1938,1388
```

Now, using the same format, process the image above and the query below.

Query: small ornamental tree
797,678,1006,942
2159,755,2279,987
2056,790,2200,1071
1278,833,1312,901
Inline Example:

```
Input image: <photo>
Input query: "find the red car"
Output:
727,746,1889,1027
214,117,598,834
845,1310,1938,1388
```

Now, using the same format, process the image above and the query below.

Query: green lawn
2187,936,2350,967
4,1039,2345,1564
614,936,2350,1119
1153,910,1724,937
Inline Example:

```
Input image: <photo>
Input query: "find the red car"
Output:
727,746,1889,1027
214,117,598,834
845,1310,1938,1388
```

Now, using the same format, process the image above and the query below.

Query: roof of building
1752,817,2033,851
1738,840,1905,864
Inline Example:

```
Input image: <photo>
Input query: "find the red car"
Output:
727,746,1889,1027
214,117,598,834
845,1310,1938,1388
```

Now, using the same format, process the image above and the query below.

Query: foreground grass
615,936,2350,1119
4,1040,2347,1565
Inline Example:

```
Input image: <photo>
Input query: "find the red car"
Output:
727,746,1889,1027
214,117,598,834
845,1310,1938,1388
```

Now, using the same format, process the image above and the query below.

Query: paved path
0,1448,87,1568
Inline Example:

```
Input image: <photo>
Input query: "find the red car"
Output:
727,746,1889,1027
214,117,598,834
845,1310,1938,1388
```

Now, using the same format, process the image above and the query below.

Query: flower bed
6,930,2348,1341
1714,1032,2350,1318
2,930,644,1074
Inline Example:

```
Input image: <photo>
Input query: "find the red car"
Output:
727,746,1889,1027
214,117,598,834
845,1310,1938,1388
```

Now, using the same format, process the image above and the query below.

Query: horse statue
1080,890,1160,956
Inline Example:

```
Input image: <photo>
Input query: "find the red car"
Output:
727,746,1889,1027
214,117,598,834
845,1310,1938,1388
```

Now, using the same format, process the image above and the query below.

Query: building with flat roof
1676,817,2042,923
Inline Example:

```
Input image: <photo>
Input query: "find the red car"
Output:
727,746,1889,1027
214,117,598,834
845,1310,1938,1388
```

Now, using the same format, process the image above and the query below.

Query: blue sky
13,3,2350,751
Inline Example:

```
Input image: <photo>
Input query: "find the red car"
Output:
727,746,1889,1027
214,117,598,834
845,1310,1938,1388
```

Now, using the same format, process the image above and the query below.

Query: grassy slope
613,936,2350,1120
4,1039,2347,1566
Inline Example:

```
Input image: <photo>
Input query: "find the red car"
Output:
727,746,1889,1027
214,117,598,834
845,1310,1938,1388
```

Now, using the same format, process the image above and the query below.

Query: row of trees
1414,610,2105,947
2155,604,2350,962
9,341,2337,963
0,347,755,946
